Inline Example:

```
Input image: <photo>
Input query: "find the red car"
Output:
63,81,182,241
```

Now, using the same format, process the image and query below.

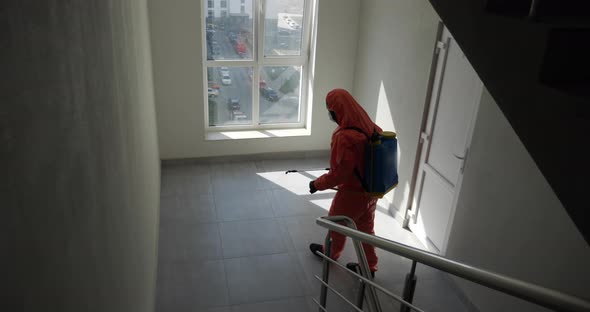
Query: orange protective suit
313,89,382,272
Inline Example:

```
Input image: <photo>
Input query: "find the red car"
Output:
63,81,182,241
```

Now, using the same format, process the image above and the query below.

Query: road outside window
203,0,313,129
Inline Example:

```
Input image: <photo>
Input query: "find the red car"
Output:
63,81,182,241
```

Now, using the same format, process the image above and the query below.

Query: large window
203,0,314,129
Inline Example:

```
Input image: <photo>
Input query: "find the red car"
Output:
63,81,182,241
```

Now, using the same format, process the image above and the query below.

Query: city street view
205,0,306,127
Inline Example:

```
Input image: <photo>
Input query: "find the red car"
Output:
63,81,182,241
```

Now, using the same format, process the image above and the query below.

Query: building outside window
220,0,227,8
203,0,314,129
208,0,214,8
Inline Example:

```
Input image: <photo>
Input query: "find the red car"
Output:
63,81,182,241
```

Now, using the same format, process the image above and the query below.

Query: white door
408,27,483,254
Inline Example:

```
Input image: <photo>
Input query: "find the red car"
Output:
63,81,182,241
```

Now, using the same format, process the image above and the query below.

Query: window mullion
300,0,313,60
252,0,264,126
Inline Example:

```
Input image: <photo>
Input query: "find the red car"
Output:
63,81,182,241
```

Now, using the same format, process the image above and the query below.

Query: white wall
352,0,590,310
353,0,440,213
445,89,590,311
2,1,160,311
148,0,361,159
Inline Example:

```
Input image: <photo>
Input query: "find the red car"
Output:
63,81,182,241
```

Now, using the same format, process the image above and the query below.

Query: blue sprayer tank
362,131,399,198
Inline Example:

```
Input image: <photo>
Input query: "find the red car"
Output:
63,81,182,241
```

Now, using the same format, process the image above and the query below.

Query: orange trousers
326,190,378,272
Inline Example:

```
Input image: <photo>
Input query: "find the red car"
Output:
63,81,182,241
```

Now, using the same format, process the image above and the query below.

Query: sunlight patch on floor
257,170,336,196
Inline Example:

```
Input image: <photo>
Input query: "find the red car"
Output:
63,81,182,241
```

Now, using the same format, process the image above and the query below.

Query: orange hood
326,89,381,137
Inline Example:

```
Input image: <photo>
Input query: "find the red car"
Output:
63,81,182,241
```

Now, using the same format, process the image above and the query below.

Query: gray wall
2,1,160,311
446,89,590,311
353,0,440,213
148,0,360,159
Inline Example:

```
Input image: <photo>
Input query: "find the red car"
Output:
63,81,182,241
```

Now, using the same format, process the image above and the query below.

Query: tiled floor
156,157,473,311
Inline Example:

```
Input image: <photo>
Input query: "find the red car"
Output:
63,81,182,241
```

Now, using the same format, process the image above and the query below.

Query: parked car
231,110,247,121
228,32,237,44
208,81,220,90
279,95,299,106
260,86,279,101
227,98,240,111
208,88,219,97
221,74,231,85
219,66,230,77
206,29,215,40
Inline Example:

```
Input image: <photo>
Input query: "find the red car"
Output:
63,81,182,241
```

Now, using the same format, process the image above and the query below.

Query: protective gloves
309,180,318,194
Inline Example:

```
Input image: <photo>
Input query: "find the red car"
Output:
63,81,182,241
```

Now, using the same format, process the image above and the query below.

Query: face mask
328,110,338,124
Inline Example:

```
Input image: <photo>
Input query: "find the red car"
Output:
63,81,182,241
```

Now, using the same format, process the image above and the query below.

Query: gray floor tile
276,218,297,252
254,159,310,172
212,175,260,195
230,297,312,312
295,251,358,297
160,194,217,224
211,168,280,193
219,219,287,258
282,215,330,252
224,253,307,304
156,260,229,311
307,291,361,312
210,162,262,194
270,189,328,218
373,288,406,312
255,170,329,196
283,216,357,261
210,161,257,179
200,307,231,312
186,173,213,195
158,222,222,262
156,158,471,312
372,249,419,288
161,164,212,196
411,275,470,312
255,158,329,173
183,163,211,176
161,171,188,196
214,189,274,221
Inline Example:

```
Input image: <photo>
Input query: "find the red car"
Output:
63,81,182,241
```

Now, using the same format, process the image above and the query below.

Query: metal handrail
319,216,382,312
316,216,590,312
314,251,426,312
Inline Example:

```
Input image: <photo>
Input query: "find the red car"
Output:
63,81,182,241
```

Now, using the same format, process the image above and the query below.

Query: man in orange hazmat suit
309,88,382,275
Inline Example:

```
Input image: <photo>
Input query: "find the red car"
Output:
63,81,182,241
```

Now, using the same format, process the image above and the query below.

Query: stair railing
313,216,590,312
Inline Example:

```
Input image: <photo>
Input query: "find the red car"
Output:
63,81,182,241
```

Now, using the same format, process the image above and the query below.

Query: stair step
539,28,590,97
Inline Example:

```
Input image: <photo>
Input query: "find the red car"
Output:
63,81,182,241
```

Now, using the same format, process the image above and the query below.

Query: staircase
427,0,590,243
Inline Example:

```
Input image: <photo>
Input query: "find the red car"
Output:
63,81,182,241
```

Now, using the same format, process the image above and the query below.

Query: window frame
201,0,315,132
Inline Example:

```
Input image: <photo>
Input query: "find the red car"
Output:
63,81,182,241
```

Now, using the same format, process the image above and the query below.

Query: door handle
453,153,465,160
453,148,469,173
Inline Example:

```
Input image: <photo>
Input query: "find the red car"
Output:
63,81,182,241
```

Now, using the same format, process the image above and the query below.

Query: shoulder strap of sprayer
344,127,379,191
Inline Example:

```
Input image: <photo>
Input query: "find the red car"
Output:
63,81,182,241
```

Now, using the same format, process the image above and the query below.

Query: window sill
205,128,311,141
